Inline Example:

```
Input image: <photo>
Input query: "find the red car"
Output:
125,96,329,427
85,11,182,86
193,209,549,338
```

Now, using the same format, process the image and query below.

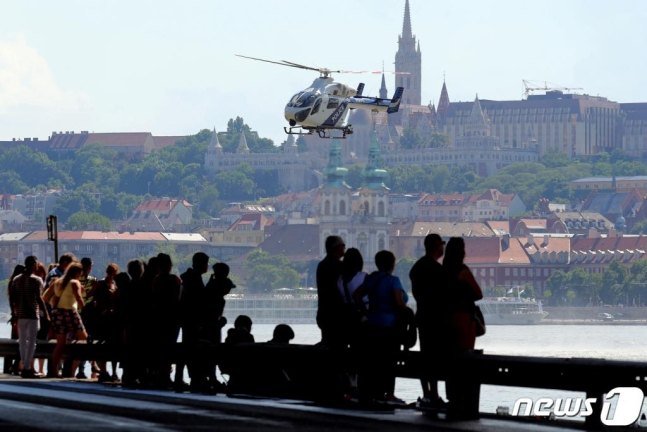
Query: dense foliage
544,260,647,306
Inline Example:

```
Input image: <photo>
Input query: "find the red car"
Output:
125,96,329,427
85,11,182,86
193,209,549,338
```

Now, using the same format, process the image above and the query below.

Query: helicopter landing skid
315,125,354,139
283,127,313,136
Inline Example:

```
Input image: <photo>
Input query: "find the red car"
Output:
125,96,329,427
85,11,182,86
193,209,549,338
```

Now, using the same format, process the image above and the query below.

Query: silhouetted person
316,235,345,348
410,233,449,408
269,324,295,344
354,250,408,405
179,252,209,392
443,237,484,420
204,262,235,344
338,247,367,347
121,259,146,387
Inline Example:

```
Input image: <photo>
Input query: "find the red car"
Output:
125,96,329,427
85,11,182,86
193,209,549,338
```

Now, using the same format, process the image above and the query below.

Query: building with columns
318,132,390,261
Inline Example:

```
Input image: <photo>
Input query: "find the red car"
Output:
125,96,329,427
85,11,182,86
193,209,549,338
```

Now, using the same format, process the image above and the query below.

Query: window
310,98,322,115
490,268,494,277
326,98,339,109
324,200,331,216
505,268,510,276
378,201,385,217
339,200,346,216
513,268,518,276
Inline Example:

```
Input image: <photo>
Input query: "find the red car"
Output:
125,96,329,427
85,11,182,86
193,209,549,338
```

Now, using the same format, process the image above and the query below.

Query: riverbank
540,319,647,325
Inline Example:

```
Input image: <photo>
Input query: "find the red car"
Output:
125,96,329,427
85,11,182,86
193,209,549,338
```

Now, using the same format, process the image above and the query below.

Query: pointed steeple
402,0,413,40
208,127,222,154
363,128,389,189
465,94,490,136
236,132,250,154
379,73,388,99
437,79,450,118
284,134,297,154
323,142,349,187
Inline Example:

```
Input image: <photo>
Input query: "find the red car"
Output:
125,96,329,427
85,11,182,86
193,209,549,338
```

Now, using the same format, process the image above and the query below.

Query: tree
66,211,112,230
428,133,450,148
197,185,220,216
399,128,422,149
52,191,101,222
243,250,300,292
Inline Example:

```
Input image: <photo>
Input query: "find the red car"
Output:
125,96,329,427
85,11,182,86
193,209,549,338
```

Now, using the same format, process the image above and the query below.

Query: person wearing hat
316,235,346,348
409,233,449,409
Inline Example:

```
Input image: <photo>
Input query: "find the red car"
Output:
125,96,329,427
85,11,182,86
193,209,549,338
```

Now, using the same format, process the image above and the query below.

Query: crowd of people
7,233,483,418
316,233,483,417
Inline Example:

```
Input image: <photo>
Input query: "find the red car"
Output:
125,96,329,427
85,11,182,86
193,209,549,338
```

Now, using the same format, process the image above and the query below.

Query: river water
3,323,646,418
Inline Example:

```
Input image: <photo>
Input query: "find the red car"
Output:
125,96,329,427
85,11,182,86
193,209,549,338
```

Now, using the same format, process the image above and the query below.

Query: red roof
135,198,192,212
85,132,152,147
153,136,187,149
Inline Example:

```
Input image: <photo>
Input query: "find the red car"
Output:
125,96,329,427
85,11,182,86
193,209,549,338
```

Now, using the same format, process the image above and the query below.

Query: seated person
225,315,254,345
268,324,295,344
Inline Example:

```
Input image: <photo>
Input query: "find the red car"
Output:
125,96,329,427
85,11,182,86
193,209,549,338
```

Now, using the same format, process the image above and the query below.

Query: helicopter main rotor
235,54,407,78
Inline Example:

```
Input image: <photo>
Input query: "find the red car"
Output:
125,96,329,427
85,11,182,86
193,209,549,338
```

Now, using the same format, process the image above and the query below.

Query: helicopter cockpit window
287,92,304,107
293,91,317,108
310,98,322,115
327,98,339,109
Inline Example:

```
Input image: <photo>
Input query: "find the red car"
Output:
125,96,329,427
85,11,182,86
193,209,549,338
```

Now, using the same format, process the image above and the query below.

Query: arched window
324,200,331,216
339,200,346,216
378,201,385,217
378,238,385,250
364,201,370,215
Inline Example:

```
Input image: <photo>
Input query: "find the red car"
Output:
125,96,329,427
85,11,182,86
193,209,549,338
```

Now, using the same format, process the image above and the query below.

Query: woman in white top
51,262,87,377
338,248,367,305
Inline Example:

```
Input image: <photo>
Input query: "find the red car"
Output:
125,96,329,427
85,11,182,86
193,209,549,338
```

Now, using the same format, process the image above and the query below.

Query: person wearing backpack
353,250,408,405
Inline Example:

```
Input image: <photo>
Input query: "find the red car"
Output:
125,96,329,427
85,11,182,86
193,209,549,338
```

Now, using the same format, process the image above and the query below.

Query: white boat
223,290,318,324
477,297,548,325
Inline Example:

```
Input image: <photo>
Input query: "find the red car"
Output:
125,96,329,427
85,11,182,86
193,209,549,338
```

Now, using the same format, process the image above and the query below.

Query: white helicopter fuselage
284,77,402,131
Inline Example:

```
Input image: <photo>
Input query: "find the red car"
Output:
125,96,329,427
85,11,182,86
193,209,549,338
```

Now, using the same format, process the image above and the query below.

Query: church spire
379,72,388,99
402,0,413,40
437,79,450,118
323,141,348,187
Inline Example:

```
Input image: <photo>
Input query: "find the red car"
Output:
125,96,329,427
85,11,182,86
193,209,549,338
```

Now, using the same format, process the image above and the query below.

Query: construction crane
522,80,583,99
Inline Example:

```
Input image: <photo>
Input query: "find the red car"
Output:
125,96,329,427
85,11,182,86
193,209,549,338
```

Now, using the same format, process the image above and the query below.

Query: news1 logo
512,387,645,426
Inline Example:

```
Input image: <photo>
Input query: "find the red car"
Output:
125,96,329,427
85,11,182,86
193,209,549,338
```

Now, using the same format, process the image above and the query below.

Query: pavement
0,375,590,432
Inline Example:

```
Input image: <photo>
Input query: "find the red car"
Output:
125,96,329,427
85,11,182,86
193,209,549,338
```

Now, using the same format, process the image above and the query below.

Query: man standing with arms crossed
409,233,448,409
10,256,50,378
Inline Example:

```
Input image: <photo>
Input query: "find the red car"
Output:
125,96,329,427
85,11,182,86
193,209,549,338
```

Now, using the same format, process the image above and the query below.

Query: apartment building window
74,245,79,251
521,268,526,276
490,269,494,277
543,269,549,277
101,245,107,252
513,268,518,276
87,245,93,252
113,246,118,254
505,268,510,276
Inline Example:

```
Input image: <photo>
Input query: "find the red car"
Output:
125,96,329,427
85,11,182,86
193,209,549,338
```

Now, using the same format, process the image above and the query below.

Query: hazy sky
1,0,646,146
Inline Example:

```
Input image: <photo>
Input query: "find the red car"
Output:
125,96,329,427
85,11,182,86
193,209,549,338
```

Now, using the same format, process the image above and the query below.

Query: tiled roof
461,237,501,264
153,136,186,149
486,220,510,235
85,132,152,147
134,199,192,212
501,239,531,264
392,222,494,238
517,219,547,230
523,236,571,254
255,225,320,261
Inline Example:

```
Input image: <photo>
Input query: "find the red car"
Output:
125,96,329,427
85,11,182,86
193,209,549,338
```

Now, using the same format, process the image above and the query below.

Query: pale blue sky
1,0,645,146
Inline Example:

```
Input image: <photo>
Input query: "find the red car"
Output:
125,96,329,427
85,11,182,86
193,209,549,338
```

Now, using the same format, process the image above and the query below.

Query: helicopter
236,55,406,139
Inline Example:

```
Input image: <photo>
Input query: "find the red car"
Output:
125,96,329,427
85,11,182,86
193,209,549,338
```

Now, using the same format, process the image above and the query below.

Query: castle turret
465,95,490,136
237,132,250,154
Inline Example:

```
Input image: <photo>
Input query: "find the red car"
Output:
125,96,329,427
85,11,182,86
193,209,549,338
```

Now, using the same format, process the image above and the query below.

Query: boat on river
477,297,548,325
223,290,548,325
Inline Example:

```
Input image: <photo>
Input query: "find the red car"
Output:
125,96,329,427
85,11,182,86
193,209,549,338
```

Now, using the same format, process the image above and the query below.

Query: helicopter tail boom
346,86,405,114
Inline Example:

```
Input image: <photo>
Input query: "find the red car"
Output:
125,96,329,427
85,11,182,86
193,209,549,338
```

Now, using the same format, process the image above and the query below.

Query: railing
0,339,645,429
